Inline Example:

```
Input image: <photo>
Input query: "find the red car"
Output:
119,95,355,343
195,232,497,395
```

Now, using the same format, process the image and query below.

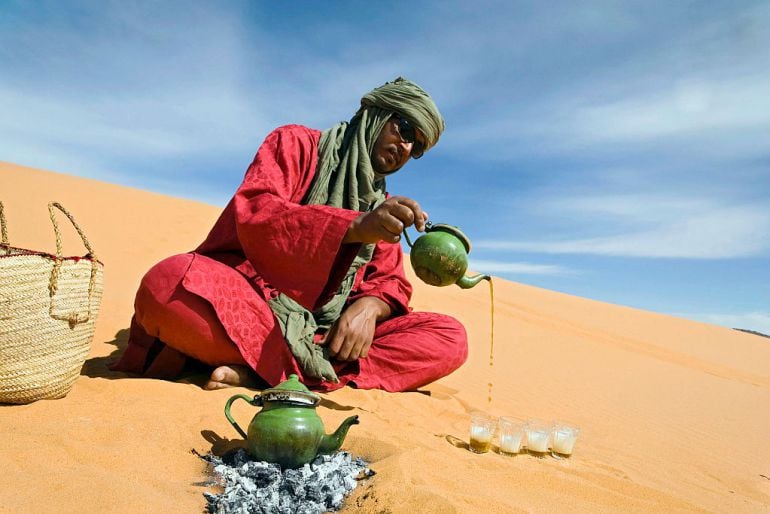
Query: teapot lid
261,374,321,406
427,223,471,253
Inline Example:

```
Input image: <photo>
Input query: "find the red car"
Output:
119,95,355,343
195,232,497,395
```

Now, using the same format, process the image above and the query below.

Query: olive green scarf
268,77,445,382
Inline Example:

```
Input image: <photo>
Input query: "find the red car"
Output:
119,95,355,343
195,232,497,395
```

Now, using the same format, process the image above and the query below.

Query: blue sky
2,1,768,334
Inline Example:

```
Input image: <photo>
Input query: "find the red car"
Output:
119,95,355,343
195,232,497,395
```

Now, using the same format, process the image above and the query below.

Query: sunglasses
393,115,425,159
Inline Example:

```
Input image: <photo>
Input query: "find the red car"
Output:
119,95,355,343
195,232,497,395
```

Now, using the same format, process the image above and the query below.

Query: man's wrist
355,296,392,321
342,214,366,244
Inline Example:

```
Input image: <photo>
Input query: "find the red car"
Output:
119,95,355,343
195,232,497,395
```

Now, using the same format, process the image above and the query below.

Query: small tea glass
469,411,496,454
497,417,527,456
551,423,580,459
524,420,551,458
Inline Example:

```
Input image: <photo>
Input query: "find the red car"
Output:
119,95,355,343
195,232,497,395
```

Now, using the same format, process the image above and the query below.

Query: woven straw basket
0,202,104,404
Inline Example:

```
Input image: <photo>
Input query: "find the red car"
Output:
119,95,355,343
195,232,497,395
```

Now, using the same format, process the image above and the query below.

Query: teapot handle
402,229,414,248
402,221,432,248
224,394,261,439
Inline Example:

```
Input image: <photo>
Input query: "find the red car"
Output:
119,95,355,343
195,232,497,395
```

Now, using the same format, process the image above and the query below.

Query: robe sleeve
233,125,362,311
349,240,413,316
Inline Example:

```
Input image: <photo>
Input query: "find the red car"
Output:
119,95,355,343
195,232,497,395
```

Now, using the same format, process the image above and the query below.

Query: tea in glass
551,424,580,459
525,421,551,458
497,417,527,456
469,411,496,454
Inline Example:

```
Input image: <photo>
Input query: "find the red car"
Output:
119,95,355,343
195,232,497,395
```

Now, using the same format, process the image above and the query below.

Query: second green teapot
224,374,359,469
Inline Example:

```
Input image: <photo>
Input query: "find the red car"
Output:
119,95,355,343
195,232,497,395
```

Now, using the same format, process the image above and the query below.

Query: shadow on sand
79,328,130,378
445,434,470,451
79,328,211,385
201,429,249,456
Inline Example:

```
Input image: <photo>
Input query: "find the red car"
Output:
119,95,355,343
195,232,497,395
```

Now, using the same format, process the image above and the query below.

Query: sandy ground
1,161,769,513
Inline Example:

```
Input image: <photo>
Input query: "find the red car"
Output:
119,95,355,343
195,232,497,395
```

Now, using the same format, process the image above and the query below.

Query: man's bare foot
204,365,260,390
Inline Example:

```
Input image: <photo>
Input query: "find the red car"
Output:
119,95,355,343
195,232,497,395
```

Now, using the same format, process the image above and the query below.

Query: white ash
199,449,372,514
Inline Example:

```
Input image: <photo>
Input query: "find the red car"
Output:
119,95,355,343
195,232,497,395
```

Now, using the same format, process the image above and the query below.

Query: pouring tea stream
403,222,496,406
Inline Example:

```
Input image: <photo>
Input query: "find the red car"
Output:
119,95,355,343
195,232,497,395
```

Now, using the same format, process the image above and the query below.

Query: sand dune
1,161,768,513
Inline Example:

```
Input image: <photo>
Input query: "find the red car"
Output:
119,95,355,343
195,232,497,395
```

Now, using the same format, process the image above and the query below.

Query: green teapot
224,374,359,469
403,221,490,289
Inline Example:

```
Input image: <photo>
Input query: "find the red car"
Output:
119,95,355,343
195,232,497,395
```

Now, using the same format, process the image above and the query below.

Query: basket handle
0,201,8,253
47,202,100,326
48,202,98,260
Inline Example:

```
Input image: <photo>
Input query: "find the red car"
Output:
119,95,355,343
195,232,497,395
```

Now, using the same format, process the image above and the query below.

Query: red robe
112,125,467,391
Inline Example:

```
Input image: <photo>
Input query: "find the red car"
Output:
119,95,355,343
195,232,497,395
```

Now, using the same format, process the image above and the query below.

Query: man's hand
343,196,428,244
321,297,391,361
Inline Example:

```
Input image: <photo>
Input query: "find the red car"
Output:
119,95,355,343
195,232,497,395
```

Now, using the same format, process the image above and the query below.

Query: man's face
371,115,427,175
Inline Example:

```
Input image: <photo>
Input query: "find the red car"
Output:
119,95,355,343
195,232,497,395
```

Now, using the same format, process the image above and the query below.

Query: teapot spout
456,273,491,289
318,415,360,455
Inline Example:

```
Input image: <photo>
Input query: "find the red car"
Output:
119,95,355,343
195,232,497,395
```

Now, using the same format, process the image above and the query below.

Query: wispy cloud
453,73,770,165
446,3,770,163
0,87,195,156
0,2,272,185
469,259,571,276
680,311,770,335
571,76,770,145
477,199,770,259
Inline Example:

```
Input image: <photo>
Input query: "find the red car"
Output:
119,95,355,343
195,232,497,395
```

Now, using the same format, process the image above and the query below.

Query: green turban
360,76,445,152
307,76,445,212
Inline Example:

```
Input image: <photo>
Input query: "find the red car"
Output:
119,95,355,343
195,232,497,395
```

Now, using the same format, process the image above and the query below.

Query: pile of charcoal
198,449,373,514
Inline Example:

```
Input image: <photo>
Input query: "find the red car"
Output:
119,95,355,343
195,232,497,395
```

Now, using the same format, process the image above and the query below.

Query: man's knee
139,254,193,300
436,314,469,370
407,311,468,369
134,253,193,333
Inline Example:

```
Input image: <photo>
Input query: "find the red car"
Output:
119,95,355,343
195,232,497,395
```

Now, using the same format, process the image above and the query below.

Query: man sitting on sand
111,77,468,392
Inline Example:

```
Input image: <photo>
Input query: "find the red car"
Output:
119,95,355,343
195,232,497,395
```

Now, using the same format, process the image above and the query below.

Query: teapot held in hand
403,222,490,289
